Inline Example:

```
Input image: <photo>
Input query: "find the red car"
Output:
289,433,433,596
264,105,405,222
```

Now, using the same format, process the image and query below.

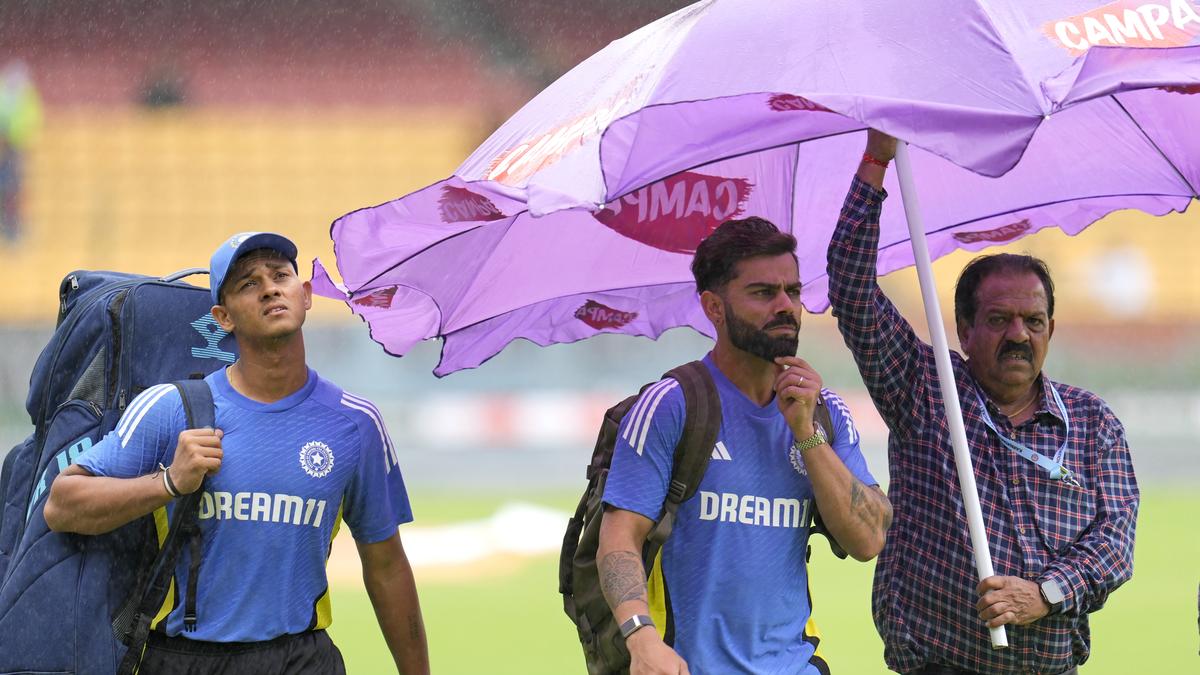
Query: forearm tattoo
407,612,423,642
850,479,892,534
600,551,648,607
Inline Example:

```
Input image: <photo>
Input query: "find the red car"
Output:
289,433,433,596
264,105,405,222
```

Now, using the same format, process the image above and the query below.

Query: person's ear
956,317,971,347
212,304,235,333
302,279,312,311
700,290,724,326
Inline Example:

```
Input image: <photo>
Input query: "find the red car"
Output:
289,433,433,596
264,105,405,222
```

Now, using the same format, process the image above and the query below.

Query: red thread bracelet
862,152,890,168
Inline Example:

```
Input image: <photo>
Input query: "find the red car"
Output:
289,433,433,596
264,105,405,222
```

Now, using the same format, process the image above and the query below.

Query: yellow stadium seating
0,108,478,322
1,109,1196,325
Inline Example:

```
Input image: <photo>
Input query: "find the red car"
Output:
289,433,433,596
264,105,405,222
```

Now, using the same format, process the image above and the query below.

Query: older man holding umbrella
827,130,1139,674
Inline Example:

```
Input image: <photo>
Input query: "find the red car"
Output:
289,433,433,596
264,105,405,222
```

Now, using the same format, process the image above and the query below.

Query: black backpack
559,360,842,675
0,269,235,675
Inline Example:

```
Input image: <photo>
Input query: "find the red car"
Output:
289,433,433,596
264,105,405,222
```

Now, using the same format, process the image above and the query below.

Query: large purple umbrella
315,0,1199,375
314,0,1199,646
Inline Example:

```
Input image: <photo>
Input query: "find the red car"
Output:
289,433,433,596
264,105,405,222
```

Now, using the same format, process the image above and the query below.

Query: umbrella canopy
314,0,1200,375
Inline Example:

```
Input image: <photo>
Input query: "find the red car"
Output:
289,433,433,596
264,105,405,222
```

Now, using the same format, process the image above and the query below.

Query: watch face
1041,580,1065,605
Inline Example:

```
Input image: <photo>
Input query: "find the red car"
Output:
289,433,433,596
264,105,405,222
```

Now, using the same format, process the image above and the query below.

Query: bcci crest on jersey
789,444,807,477
299,441,334,478
788,420,830,478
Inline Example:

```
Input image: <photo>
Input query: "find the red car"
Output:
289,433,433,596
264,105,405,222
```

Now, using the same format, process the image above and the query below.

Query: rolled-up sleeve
1040,407,1139,616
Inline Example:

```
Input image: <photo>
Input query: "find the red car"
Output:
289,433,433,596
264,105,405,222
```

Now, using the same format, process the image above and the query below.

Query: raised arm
826,131,932,434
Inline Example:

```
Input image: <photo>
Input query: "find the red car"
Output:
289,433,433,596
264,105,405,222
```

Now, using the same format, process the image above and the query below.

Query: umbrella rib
799,190,1194,288
600,119,866,202
1110,94,1199,199
350,95,1196,300
329,181,458,292
350,212,518,294
973,1,1045,113
915,191,1188,239
431,186,1185,344
443,280,697,336
357,126,868,294
789,144,801,240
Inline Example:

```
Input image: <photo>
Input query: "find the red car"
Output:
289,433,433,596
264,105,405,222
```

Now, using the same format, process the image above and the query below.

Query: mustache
763,315,799,330
999,342,1033,360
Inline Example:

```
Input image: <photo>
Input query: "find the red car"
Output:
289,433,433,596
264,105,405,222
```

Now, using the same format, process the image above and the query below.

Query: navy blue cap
209,232,299,305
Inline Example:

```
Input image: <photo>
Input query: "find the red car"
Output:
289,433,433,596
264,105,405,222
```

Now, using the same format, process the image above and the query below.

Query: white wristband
159,463,181,498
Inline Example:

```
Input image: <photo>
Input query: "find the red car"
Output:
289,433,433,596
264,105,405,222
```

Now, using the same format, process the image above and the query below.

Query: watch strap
793,426,827,453
619,614,654,640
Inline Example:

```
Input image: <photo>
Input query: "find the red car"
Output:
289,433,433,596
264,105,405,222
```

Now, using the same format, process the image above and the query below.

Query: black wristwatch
1039,578,1065,614
619,614,654,640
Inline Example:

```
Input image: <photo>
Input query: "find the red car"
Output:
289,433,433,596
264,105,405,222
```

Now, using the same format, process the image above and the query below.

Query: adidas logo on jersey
710,441,732,461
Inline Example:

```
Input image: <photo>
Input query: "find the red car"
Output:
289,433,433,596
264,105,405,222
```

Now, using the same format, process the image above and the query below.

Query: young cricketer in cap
46,232,430,674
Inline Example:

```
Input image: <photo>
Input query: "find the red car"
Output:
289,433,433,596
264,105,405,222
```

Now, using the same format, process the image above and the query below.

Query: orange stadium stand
0,0,517,107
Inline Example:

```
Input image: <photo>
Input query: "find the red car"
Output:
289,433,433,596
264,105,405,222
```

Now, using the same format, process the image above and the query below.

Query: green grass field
327,489,1197,674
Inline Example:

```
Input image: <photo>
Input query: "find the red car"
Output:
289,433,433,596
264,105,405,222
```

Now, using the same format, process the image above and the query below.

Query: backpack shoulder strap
644,360,721,549
115,377,214,675
556,382,659,633
169,379,211,632
174,378,215,430
813,394,833,442
664,361,721,505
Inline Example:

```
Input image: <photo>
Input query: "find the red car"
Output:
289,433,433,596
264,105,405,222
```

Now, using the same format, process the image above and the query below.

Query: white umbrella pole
893,142,1008,649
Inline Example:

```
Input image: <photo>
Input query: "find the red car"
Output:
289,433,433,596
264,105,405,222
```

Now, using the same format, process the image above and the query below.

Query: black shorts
139,629,346,675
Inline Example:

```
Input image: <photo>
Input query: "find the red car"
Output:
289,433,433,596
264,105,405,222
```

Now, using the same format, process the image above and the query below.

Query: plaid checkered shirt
827,176,1139,674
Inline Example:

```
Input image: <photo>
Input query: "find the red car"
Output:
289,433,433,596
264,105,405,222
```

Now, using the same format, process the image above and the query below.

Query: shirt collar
974,372,1066,426
1034,372,1067,424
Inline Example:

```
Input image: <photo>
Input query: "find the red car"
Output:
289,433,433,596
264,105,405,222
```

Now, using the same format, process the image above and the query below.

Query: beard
723,299,798,362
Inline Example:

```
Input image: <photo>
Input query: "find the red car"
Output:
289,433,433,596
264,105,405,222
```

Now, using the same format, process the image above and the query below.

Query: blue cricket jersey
603,354,877,674
77,367,412,642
